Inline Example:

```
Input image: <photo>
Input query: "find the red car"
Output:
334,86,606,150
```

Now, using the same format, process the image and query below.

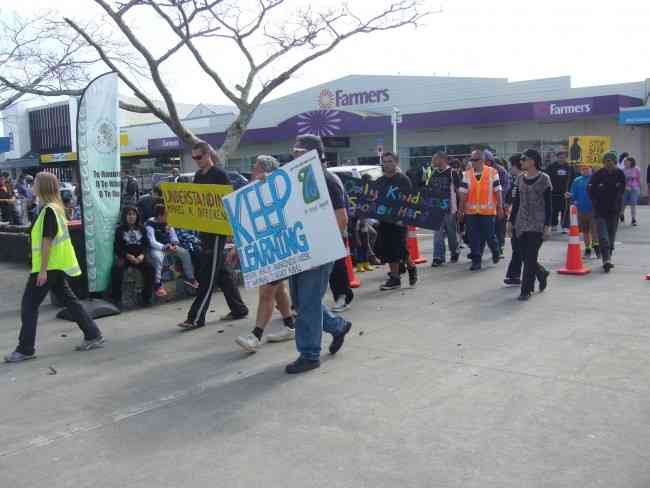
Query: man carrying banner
458,149,504,271
285,134,352,374
178,141,249,330
376,152,418,290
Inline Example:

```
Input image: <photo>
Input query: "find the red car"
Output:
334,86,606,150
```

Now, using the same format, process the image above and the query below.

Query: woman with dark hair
622,156,640,226
111,205,155,307
511,149,552,301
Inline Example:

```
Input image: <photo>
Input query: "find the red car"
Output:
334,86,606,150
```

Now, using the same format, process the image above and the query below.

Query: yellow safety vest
31,204,82,276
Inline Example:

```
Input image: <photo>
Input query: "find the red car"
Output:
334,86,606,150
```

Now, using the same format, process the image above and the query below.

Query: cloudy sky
4,0,650,106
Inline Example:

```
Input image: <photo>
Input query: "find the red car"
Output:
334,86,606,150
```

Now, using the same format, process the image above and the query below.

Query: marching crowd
2,134,642,374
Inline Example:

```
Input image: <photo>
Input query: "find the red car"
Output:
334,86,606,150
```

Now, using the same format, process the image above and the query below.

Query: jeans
465,214,499,265
519,232,544,295
595,215,619,262
149,246,195,283
17,271,102,355
433,213,459,261
495,218,506,253
289,262,347,361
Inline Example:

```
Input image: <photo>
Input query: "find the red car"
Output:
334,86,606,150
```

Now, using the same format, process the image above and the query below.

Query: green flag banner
77,72,121,292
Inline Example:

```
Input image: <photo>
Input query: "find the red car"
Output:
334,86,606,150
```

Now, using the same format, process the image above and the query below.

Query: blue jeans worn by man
594,214,619,267
288,262,349,370
433,213,459,263
465,214,500,268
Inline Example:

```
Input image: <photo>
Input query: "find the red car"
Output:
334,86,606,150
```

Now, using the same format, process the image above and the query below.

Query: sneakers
220,312,248,321
154,285,167,298
470,262,482,271
4,351,36,363
503,277,521,286
537,268,550,292
603,262,614,273
332,296,350,313
450,253,459,263
632,219,638,227
407,266,418,287
329,321,352,355
235,333,262,353
492,253,501,264
380,275,401,291
266,326,295,343
431,258,444,267
285,357,320,374
355,263,366,273
362,262,375,272
184,279,200,289
76,337,105,351
517,293,531,301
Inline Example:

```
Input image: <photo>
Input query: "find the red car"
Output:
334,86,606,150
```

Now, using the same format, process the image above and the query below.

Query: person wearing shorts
568,164,599,259
622,156,641,226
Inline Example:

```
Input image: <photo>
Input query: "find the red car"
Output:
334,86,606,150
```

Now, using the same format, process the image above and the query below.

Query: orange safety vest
464,166,499,216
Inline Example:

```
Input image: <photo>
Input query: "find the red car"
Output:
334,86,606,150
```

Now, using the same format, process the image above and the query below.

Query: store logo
296,110,342,137
317,87,390,109
549,103,592,116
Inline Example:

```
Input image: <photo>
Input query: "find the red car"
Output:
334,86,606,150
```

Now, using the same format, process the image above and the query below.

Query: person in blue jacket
567,164,599,259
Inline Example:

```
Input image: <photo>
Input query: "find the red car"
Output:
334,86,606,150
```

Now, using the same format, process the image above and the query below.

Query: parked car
161,170,249,190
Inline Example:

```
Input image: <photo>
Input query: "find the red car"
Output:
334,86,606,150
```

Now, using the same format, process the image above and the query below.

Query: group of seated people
110,203,199,307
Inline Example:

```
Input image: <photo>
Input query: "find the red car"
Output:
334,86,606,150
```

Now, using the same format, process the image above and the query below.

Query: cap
483,149,494,161
602,150,618,163
294,134,325,160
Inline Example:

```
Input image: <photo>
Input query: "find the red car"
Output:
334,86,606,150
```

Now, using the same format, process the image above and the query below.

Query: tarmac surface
1,210,650,487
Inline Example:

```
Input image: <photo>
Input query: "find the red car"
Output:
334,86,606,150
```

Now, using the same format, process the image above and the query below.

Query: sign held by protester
568,136,612,166
160,182,233,235
345,177,449,231
223,150,346,288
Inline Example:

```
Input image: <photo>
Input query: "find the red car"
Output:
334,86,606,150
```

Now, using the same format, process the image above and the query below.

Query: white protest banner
223,150,346,288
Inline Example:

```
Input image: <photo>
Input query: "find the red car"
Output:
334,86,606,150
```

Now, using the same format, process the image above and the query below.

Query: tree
61,0,430,161
0,11,149,113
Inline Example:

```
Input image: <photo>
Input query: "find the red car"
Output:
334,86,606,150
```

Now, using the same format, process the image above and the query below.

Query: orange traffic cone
344,239,361,288
407,226,427,264
558,205,591,275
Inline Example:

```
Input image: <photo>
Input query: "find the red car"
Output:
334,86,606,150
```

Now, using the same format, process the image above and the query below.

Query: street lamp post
391,107,402,154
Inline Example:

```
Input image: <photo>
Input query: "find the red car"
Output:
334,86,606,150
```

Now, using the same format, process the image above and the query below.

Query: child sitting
146,204,199,297
111,206,155,307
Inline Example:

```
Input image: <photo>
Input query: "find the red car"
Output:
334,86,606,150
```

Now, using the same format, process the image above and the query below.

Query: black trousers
111,259,155,304
17,271,102,356
551,194,567,228
520,231,545,295
506,232,523,279
187,237,248,327
329,256,353,301
495,218,507,252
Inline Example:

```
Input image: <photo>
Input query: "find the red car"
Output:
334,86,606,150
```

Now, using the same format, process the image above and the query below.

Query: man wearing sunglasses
284,134,352,374
458,149,504,271
177,141,249,331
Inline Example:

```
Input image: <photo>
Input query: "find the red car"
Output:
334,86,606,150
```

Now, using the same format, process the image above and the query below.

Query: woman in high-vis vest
4,172,104,363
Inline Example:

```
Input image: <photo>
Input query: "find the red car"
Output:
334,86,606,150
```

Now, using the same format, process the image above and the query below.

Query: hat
522,148,542,169
483,149,494,161
602,150,618,163
294,134,325,160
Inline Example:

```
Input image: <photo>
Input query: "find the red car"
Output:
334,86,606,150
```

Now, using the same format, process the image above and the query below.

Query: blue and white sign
223,150,346,288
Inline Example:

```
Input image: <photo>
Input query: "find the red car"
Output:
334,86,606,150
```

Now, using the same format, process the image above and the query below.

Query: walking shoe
517,293,531,301
220,312,248,321
266,326,295,343
355,263,366,273
154,285,167,298
235,333,262,353
470,262,482,271
492,253,501,264
329,321,352,355
632,219,638,226
603,262,614,273
431,258,444,267
503,277,521,286
407,266,418,287
332,296,349,313
363,262,375,272
76,337,105,351
4,351,36,363
285,357,320,374
584,248,592,259
538,269,550,292
450,252,459,263
184,279,200,289
380,275,401,291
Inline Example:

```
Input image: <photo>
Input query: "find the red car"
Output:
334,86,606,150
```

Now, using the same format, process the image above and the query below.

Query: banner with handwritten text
160,182,233,235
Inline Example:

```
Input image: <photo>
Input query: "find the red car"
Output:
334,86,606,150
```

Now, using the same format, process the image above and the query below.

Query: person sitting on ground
235,155,297,353
0,172,19,224
111,206,155,307
146,204,199,297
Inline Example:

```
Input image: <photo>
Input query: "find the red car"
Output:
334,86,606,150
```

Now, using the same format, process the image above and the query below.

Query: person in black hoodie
544,150,574,232
588,151,626,273
111,205,155,307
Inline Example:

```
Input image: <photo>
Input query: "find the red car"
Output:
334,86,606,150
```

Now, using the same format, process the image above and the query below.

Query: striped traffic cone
406,226,427,264
558,205,591,275
344,239,361,288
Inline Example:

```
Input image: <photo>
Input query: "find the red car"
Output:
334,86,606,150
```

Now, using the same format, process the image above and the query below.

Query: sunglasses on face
191,153,205,161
